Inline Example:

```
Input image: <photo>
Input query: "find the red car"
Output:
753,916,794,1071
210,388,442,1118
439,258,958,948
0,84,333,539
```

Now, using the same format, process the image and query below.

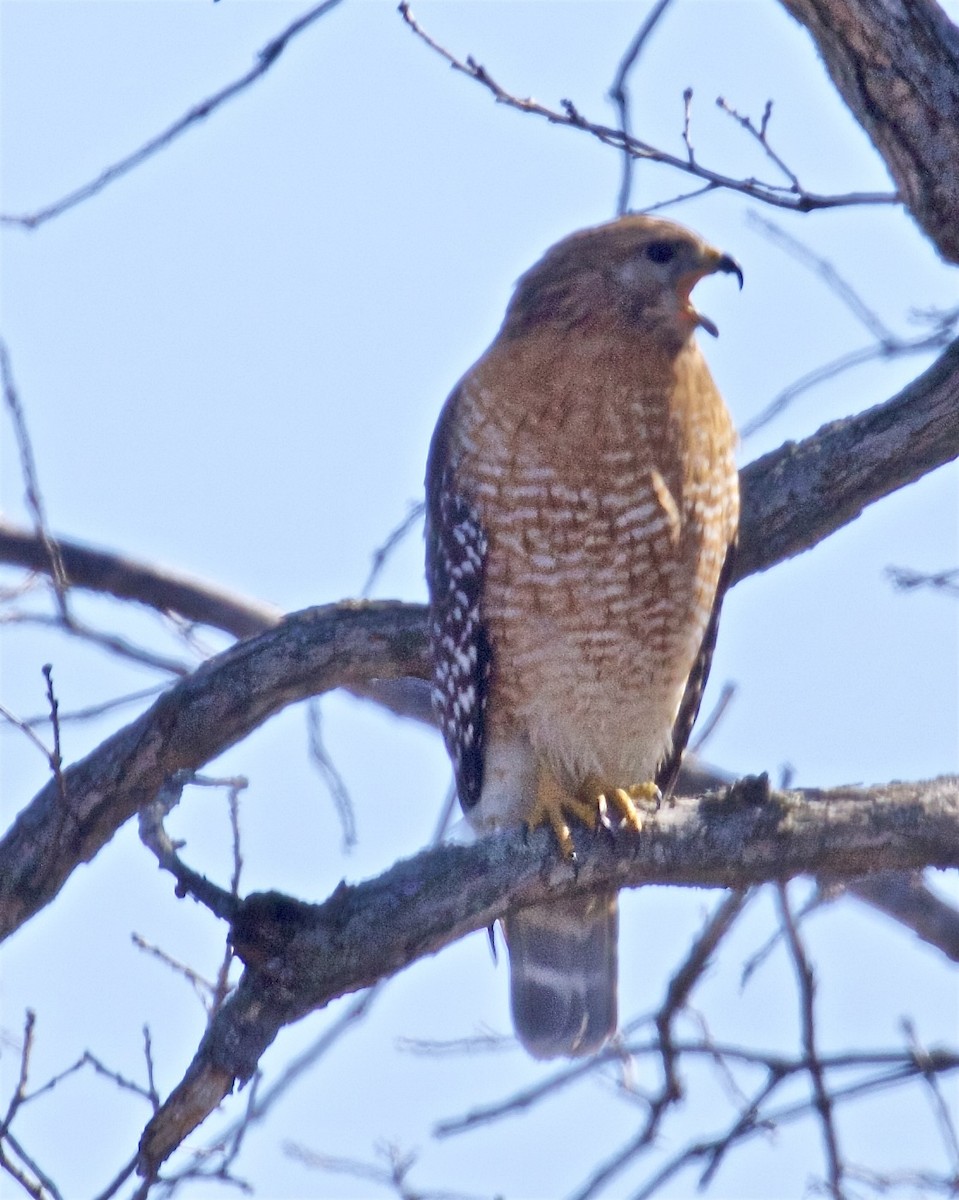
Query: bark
781,0,959,262
137,773,959,1172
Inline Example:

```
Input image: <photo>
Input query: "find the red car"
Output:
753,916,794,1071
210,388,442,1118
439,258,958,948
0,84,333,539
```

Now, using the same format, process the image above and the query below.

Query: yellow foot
596,780,661,834
528,772,661,857
528,769,598,859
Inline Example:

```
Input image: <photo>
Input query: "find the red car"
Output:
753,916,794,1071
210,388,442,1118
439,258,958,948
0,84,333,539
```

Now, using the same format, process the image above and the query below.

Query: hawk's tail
503,891,618,1059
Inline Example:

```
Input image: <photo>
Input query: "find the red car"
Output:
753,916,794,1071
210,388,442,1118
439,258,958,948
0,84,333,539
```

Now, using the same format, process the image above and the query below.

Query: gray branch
136,774,959,1173
780,0,959,263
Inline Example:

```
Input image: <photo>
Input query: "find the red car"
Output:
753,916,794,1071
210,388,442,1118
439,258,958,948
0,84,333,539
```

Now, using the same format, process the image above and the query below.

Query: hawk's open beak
683,250,743,337
715,253,744,290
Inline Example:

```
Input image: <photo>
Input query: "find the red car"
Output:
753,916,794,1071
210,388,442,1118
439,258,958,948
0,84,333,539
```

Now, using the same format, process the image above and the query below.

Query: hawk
425,215,741,1059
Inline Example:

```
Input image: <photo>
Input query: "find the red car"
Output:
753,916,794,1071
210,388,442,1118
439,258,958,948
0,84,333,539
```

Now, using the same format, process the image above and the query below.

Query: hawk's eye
644,240,676,264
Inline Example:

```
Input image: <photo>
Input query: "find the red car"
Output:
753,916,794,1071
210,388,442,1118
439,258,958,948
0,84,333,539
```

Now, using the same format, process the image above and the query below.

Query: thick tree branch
850,872,959,962
2,335,957,943
136,774,959,1171
780,0,959,263
0,603,427,943
4,336,956,624
0,518,283,639
734,334,959,581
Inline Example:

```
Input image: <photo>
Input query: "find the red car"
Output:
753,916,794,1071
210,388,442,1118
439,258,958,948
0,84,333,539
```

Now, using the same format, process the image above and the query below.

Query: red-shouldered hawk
425,215,741,1059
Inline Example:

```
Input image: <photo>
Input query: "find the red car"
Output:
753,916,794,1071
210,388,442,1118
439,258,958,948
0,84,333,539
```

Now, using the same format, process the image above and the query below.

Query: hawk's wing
424,390,492,812
656,537,737,798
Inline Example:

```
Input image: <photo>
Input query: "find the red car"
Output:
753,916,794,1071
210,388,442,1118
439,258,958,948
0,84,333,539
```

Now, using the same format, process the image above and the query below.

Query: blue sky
1,3,957,1197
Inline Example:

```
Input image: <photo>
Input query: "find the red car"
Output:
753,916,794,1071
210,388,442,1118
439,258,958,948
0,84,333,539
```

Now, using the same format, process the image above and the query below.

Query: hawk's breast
454,332,738,786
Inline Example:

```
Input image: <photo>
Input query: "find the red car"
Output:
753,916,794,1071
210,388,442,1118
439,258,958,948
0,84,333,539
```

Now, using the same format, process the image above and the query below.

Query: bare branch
741,215,958,438
655,889,751,1095
902,1018,959,1178
0,601,428,943
777,884,845,1198
361,501,425,598
136,775,959,1171
734,334,959,581
305,700,356,851
39,666,65,804
849,873,959,963
1,334,956,941
716,97,801,190
886,566,959,597
0,341,68,614
607,0,676,214
0,702,62,782
0,1,346,231
398,2,897,214
1,609,193,676
748,213,899,343
0,517,283,638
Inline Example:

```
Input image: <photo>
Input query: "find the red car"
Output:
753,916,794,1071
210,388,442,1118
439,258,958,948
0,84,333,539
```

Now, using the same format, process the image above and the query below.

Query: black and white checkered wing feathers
425,396,491,812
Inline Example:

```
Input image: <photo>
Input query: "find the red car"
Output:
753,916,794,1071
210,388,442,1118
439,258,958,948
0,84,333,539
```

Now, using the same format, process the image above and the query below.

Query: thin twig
0,609,192,676
741,215,959,437
716,96,800,189
0,703,61,779
131,934,220,1010
0,341,69,616
0,1011,35,1135
361,501,425,598
40,665,66,803
397,2,896,215
886,567,959,597
681,87,695,163
306,699,356,850
777,883,845,1199
655,889,751,1100
741,333,954,439
687,682,736,754
1,0,346,230
902,1018,959,1176
607,0,676,215
142,1027,160,1110
16,684,168,729
749,213,897,342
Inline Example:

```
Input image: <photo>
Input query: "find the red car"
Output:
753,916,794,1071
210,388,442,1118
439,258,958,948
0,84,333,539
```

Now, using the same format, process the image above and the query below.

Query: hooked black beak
716,253,744,290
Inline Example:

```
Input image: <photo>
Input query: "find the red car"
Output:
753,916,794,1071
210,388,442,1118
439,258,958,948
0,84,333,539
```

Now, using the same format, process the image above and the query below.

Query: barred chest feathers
450,329,738,792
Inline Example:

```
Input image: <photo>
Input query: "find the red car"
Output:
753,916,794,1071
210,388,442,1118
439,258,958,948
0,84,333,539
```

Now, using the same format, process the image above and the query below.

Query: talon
611,787,644,832
626,780,662,811
529,769,597,859
598,781,660,833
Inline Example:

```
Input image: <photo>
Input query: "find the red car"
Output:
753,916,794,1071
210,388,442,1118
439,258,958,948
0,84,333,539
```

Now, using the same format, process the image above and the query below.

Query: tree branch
780,0,959,263
0,602,428,943
734,333,959,581
0,0,346,231
2,333,957,943
0,518,283,639
136,774,959,1172
398,2,897,215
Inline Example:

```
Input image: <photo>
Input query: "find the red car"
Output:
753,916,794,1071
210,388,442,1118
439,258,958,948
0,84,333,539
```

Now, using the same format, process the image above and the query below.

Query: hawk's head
505,215,742,345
